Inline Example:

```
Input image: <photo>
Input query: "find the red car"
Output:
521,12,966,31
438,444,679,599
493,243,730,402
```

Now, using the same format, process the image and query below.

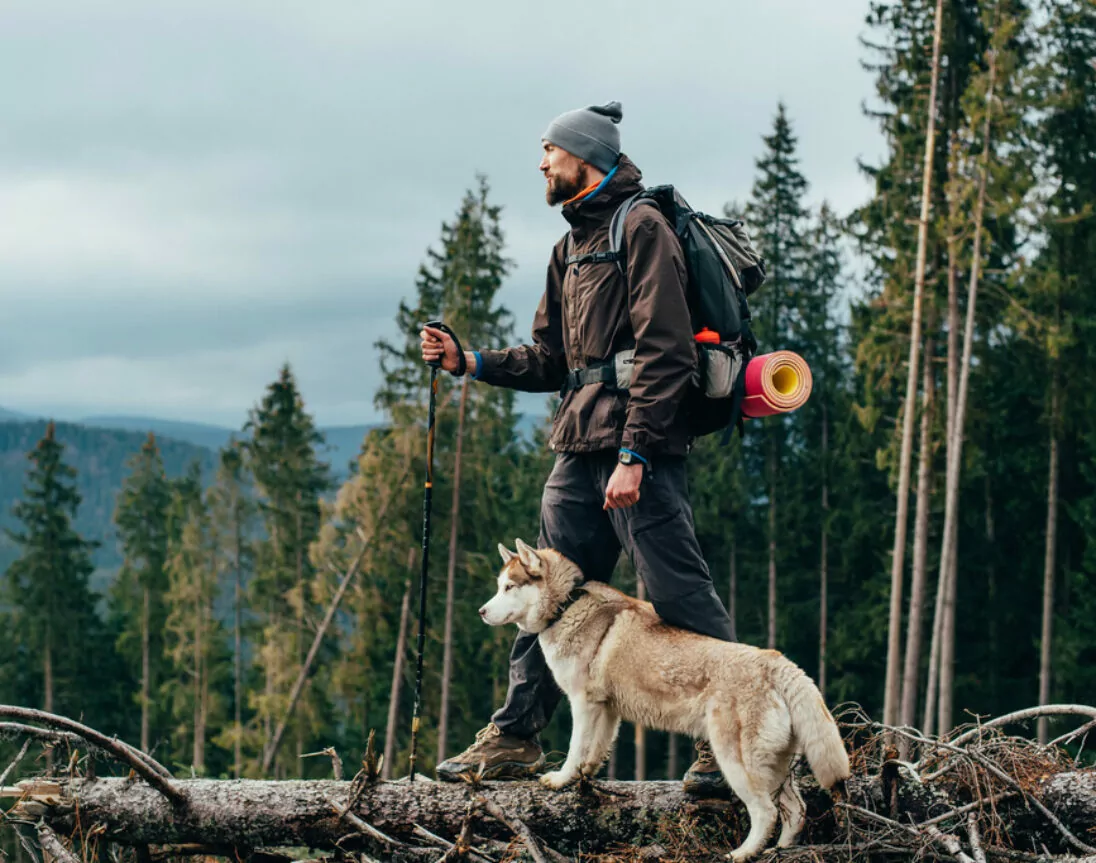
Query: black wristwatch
618,449,641,466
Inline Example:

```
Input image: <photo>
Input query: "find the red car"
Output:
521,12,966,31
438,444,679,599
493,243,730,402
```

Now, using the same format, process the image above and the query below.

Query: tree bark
194,573,204,772
634,579,646,781
383,574,413,781
233,509,243,780
884,0,946,730
141,586,150,753
438,376,471,766
28,771,1096,859
937,38,998,737
819,401,829,700
901,336,936,731
295,493,304,767
1038,370,1061,745
767,435,777,650
728,534,737,639
924,244,960,738
43,624,53,715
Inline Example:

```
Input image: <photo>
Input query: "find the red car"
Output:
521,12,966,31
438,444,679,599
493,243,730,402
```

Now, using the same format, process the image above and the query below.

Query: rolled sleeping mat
742,351,813,418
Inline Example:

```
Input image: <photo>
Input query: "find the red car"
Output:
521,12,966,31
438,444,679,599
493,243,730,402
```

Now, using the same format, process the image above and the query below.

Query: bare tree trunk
901,336,936,730
924,242,960,737
634,580,646,781
295,495,304,766
263,602,274,765
383,572,413,781
141,586,150,753
884,0,946,729
667,734,678,780
194,586,203,771
233,514,243,780
986,476,998,704
1037,370,1061,745
767,435,778,650
728,535,737,638
819,402,829,699
936,42,998,736
438,377,471,766
43,620,53,714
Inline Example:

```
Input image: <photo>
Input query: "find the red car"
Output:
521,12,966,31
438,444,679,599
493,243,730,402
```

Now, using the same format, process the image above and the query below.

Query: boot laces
473,723,502,746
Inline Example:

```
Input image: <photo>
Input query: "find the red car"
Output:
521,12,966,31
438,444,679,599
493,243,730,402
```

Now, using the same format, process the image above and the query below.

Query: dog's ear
514,538,543,576
498,543,516,564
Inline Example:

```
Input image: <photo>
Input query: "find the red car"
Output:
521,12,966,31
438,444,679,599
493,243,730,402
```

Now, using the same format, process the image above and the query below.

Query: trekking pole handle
422,320,467,376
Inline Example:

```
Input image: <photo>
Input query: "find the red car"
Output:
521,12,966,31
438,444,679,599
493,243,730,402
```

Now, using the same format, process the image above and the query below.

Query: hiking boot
435,723,545,782
682,739,732,798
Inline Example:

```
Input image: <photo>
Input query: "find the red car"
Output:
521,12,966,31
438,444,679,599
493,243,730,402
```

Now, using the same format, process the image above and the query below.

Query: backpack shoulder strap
608,192,660,276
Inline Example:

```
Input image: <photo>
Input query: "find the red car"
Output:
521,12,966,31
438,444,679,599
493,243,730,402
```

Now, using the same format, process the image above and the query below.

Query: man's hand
420,326,464,374
604,462,644,510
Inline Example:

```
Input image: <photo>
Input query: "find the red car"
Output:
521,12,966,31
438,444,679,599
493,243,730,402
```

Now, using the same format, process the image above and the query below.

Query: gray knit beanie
542,101,622,173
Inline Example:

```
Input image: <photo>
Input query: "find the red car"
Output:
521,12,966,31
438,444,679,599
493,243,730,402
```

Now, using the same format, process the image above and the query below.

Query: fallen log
12,768,1095,861
4,705,1096,861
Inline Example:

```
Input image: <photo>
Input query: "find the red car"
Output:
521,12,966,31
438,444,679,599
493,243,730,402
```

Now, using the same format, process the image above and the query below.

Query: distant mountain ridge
0,419,218,575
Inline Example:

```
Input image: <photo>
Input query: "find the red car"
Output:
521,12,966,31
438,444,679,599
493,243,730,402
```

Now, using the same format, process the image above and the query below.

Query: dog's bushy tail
779,667,850,789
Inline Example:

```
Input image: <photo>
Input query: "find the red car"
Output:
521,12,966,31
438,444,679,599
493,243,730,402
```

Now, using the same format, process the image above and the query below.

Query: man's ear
498,543,516,565
514,538,543,576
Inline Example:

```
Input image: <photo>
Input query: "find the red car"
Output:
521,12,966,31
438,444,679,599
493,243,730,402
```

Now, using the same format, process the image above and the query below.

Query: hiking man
420,101,735,796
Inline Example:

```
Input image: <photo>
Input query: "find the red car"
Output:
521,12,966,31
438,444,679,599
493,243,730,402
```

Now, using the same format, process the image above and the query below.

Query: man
420,101,735,796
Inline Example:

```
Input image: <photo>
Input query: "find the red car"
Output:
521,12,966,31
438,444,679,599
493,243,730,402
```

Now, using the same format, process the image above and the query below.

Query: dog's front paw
539,769,575,790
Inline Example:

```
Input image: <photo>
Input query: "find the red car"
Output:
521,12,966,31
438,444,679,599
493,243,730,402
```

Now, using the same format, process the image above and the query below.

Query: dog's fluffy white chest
539,639,588,696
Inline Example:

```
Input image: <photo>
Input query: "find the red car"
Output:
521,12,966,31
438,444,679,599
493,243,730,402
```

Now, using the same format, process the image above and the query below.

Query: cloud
0,0,883,426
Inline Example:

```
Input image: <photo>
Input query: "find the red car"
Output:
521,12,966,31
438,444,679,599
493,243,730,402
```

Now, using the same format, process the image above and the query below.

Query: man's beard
545,165,588,206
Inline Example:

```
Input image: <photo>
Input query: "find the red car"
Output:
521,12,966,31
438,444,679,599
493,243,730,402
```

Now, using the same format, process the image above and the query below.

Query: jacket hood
561,154,643,228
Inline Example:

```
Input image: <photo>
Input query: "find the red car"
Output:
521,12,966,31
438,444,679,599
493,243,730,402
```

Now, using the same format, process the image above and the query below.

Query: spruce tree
112,432,172,752
245,364,331,776
3,422,103,719
743,102,811,650
162,462,229,773
207,442,255,778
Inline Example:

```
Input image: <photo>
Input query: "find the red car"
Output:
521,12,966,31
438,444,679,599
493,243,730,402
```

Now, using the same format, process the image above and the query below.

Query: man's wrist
618,447,648,466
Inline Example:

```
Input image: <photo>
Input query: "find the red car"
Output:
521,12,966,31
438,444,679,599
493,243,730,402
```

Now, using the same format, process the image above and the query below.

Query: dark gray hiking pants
491,451,735,740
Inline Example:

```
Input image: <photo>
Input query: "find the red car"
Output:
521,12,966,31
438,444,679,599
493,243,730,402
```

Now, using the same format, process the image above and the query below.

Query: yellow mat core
772,366,800,396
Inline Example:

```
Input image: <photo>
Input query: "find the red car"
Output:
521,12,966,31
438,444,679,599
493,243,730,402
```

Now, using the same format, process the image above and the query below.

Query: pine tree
113,432,172,752
162,462,228,773
207,442,255,777
3,423,103,720
743,102,811,650
245,364,332,776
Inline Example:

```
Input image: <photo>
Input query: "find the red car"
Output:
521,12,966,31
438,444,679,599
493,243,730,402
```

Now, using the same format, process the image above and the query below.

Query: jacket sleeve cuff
475,349,501,383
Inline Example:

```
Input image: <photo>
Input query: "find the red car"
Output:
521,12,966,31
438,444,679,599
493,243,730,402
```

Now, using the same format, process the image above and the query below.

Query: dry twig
0,707,181,805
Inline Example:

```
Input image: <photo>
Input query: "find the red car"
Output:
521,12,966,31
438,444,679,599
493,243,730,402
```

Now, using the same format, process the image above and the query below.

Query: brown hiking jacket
477,155,695,460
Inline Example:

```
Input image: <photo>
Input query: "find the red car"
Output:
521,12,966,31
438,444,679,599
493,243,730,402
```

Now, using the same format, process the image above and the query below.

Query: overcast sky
0,0,884,428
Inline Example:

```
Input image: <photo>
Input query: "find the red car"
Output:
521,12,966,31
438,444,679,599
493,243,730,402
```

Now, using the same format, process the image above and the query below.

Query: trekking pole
408,320,463,781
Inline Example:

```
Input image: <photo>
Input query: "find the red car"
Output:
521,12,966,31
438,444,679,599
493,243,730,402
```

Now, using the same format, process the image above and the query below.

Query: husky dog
480,539,850,862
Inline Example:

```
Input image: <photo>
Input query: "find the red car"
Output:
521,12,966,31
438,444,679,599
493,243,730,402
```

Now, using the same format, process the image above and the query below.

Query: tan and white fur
480,539,850,862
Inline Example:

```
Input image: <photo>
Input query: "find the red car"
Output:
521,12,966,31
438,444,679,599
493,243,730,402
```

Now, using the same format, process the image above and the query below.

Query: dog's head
479,539,581,633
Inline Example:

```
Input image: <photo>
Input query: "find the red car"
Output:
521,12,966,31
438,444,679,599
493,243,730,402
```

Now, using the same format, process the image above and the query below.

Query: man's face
539,142,590,206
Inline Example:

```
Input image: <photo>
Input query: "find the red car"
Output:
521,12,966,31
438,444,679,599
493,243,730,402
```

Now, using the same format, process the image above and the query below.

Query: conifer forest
2,2,1095,861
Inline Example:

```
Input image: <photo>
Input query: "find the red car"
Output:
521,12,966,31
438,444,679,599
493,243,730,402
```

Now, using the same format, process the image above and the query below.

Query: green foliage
2,7,1095,774
0,424,126,731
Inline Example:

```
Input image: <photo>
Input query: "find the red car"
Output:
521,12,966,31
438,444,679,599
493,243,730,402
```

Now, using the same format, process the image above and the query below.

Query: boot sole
436,754,546,783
